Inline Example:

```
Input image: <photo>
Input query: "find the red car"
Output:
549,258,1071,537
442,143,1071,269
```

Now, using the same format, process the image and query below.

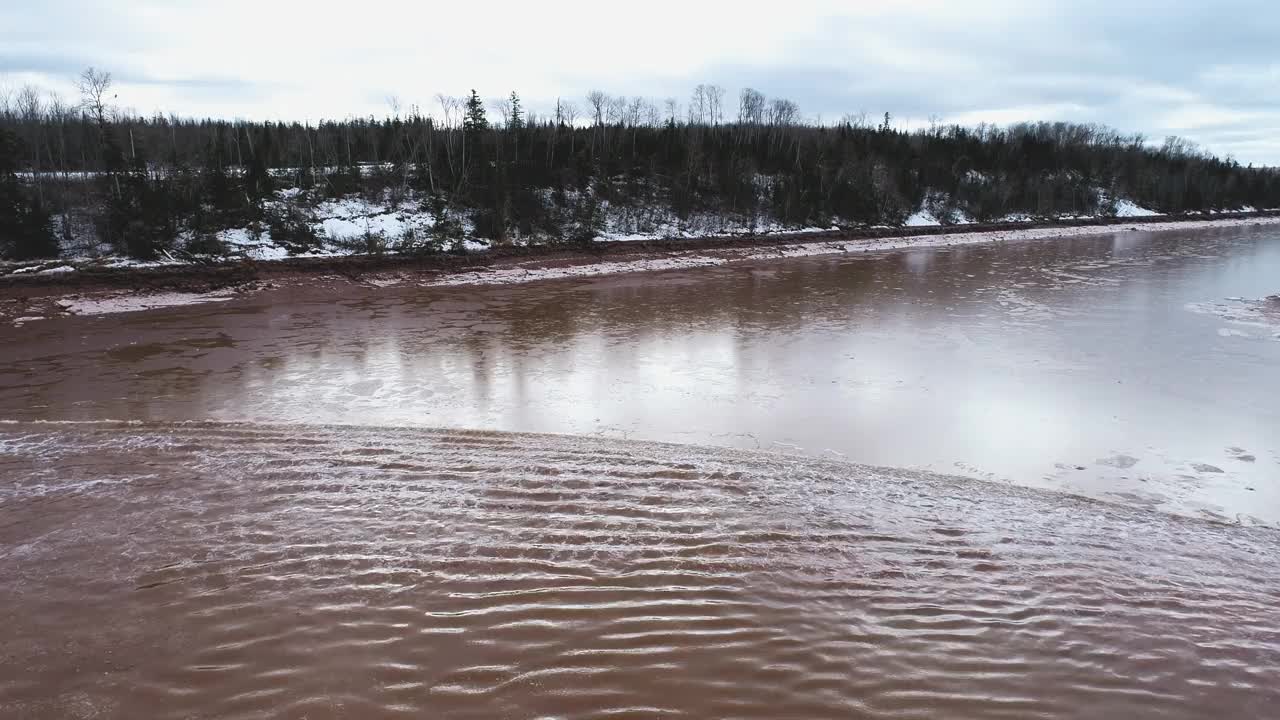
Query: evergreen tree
509,92,524,130
244,128,273,202
461,89,491,195
463,90,489,133
0,128,59,260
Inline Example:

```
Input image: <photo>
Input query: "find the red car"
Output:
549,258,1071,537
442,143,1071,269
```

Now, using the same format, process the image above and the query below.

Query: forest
3,70,1279,261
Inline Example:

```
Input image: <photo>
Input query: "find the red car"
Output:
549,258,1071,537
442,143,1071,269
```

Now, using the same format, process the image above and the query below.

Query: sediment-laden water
3,224,1278,524
2,421,1277,719
3,225,1280,717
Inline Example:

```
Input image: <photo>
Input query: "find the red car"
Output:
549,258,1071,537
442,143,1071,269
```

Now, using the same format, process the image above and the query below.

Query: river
2,224,1279,717
5,224,1278,524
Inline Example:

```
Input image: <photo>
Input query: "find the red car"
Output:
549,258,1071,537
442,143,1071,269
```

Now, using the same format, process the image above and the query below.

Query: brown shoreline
4,211,1277,297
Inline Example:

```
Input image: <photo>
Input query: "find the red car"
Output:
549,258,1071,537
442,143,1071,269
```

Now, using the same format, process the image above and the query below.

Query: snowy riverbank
424,215,1280,287
5,213,1279,323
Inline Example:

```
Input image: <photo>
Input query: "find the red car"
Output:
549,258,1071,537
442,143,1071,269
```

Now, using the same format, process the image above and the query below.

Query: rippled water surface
2,226,1280,717
3,422,1278,719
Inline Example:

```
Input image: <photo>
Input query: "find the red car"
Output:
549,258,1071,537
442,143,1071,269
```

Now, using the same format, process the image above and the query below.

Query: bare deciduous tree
643,101,661,128
605,96,626,126
687,84,726,125
739,88,766,125
768,98,799,126
559,99,579,127
435,94,464,180
16,85,43,122
490,96,513,128
435,94,462,128
843,111,870,129
586,90,608,126
76,67,113,127
689,85,707,124
706,84,725,125
625,97,645,128
15,85,46,199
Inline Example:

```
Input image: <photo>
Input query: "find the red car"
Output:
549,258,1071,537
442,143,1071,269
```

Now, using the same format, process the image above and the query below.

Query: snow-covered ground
898,197,1168,228
904,210,941,227
191,189,1179,258
1114,199,1162,217
213,228,289,261
145,191,492,261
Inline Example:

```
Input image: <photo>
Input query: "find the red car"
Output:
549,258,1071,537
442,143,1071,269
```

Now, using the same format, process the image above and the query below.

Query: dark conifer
0,128,59,260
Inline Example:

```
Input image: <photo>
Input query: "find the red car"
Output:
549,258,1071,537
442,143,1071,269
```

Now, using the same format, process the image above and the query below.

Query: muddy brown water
4,225,1278,524
2,225,1280,717
3,422,1279,719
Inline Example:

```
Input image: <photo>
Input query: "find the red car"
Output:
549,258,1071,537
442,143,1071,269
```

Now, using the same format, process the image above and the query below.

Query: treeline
2,70,1279,260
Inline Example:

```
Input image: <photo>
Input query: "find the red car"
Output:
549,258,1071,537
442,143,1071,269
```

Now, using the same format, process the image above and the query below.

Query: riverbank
3,211,1278,322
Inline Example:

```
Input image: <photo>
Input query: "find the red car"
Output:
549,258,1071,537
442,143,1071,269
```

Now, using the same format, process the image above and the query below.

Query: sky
2,0,1278,164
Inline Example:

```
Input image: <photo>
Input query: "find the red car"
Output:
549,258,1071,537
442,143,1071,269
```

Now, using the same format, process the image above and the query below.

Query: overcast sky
3,0,1278,164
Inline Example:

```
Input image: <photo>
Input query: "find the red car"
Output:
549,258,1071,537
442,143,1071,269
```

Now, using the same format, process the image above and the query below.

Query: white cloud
944,103,1095,128
3,0,1279,163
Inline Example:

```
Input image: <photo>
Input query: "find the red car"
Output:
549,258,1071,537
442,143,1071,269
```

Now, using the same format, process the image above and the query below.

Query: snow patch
213,228,296,261
313,197,418,241
251,246,289,261
999,212,1036,223
63,291,240,316
904,210,940,227
101,257,184,269
1113,200,1161,217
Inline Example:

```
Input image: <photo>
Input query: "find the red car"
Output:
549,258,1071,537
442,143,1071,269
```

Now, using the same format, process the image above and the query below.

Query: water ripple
2,421,1278,719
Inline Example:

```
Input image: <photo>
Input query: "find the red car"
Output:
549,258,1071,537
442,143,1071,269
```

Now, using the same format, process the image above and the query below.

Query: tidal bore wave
2,421,1277,718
